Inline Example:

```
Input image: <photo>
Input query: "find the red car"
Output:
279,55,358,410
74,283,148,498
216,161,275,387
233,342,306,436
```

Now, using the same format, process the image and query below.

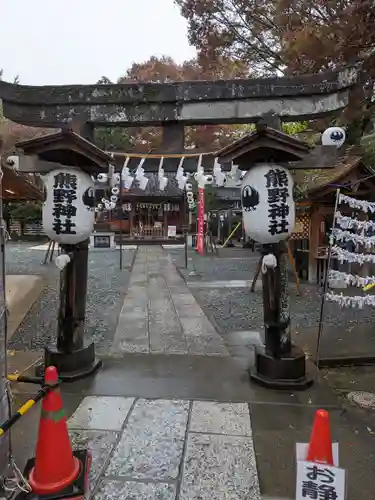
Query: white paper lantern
322,127,346,148
110,195,118,203
97,173,108,183
42,167,95,245
241,163,295,244
112,173,121,185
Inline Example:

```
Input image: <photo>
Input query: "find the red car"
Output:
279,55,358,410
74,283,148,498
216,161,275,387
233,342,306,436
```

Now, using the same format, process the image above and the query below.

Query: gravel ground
6,243,134,353
168,248,260,282
167,248,375,359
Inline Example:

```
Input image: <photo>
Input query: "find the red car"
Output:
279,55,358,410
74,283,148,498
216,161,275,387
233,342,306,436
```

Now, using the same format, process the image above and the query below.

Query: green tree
94,127,134,151
11,202,42,235
93,77,137,151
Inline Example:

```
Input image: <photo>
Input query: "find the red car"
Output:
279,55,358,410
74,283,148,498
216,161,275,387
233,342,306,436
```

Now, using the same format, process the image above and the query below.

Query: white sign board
296,461,346,500
168,225,177,237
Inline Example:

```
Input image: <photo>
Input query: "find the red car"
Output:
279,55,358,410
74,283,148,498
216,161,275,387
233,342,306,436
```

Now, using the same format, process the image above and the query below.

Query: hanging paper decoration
213,158,226,187
42,167,95,245
339,193,375,213
134,158,148,190
335,211,375,231
326,292,375,309
241,163,295,244
112,173,121,186
186,182,195,211
331,245,375,264
321,190,375,310
329,270,375,288
229,163,244,184
120,157,134,189
158,157,168,191
332,228,375,248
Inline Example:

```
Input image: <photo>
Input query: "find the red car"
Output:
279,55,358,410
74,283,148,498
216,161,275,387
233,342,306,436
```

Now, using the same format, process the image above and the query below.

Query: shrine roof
1,164,43,201
293,146,366,197
216,123,311,164
16,129,113,172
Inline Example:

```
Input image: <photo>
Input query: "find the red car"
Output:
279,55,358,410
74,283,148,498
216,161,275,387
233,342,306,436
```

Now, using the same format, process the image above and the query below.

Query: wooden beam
16,155,71,173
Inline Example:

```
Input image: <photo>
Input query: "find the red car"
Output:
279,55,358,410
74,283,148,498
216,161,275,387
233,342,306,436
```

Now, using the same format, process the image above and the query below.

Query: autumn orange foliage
176,0,375,139
117,55,251,151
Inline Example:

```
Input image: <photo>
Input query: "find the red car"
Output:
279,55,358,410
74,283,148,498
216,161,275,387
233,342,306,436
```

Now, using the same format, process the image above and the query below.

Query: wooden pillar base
36,343,102,382
250,345,313,390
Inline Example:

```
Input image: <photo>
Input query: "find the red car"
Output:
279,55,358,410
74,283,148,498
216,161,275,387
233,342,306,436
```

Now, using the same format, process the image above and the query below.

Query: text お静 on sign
296,461,346,500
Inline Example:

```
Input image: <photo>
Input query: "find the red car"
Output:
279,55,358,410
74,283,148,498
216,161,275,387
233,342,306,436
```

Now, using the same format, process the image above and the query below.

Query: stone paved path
67,395,261,500
112,247,228,356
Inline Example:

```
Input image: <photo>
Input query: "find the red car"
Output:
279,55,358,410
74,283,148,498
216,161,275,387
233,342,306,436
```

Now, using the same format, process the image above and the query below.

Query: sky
0,0,196,86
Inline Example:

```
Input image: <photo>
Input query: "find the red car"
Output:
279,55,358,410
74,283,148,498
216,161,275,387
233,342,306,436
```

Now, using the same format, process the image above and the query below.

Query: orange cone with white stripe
28,366,80,495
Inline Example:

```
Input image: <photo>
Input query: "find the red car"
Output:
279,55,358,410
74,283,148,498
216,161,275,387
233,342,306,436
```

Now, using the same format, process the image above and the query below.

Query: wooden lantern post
216,119,339,390
14,129,113,381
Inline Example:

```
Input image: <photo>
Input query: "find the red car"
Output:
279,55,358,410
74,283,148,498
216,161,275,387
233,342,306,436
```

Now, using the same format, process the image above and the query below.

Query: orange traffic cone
28,366,80,495
306,409,334,465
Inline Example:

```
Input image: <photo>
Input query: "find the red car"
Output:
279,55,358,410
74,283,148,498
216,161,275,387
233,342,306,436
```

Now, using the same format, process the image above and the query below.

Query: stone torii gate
0,65,360,151
0,66,359,393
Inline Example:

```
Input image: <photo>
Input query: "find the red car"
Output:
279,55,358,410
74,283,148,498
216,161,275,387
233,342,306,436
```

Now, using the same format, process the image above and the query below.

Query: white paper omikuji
326,291,375,308
331,246,375,265
325,190,375,309
332,228,375,248
336,211,375,232
329,270,375,288
339,193,375,213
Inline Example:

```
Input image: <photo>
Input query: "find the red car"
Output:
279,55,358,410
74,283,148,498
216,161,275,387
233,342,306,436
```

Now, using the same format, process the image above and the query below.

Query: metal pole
221,221,241,248
184,230,188,268
119,172,123,270
315,188,340,365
